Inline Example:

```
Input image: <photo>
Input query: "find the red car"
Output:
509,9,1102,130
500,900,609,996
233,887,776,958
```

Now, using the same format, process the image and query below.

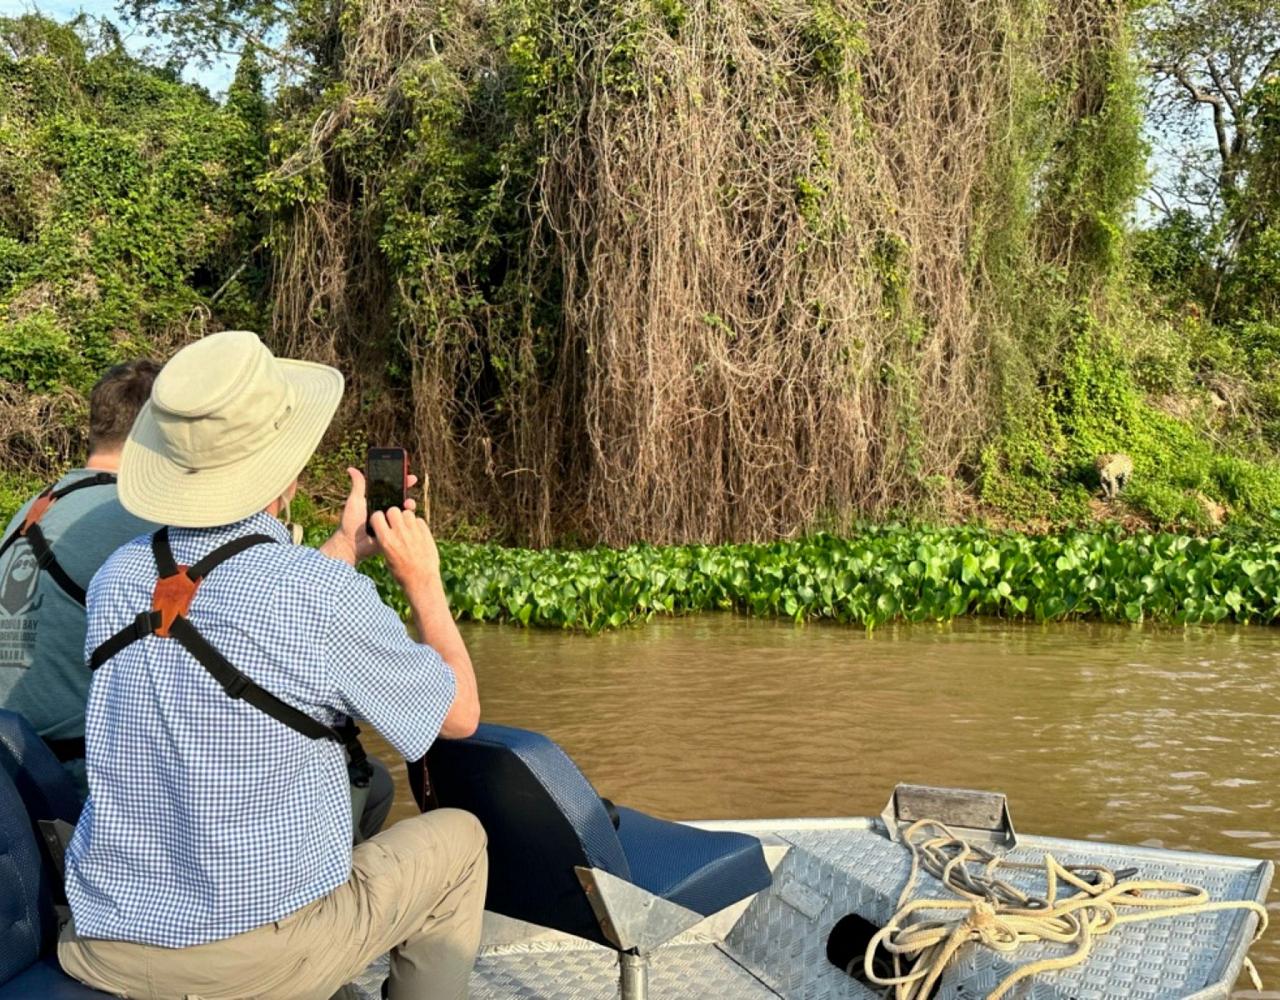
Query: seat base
0,954,111,999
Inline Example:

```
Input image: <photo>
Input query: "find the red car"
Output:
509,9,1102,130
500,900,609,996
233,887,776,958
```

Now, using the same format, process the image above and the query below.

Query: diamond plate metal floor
349,820,1271,1000
728,824,1270,1000
351,942,779,999
471,942,779,999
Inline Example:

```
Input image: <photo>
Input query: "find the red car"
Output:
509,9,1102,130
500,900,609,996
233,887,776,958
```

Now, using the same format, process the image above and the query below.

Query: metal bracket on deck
574,866,704,953
880,783,1017,848
574,867,707,1000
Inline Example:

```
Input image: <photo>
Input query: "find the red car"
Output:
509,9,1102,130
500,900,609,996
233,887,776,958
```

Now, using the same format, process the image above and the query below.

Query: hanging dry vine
264,0,1131,545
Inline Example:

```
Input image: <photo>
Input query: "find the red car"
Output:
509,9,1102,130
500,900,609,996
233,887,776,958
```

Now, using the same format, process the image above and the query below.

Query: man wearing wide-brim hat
57,330,485,1000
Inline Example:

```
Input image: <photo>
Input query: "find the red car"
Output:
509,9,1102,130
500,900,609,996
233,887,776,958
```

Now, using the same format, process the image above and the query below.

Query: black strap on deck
0,473,118,606
89,528,346,746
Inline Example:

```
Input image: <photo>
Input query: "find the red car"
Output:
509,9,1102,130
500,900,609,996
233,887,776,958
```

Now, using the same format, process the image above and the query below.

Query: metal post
618,951,648,1000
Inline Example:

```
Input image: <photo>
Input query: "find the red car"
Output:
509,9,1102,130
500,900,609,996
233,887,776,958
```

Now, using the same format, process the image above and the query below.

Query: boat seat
0,752,105,998
423,723,772,993
0,708,82,828
612,804,770,916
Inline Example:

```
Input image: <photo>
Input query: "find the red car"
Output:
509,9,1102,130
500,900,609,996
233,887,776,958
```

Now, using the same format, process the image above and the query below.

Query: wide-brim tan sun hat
119,330,344,528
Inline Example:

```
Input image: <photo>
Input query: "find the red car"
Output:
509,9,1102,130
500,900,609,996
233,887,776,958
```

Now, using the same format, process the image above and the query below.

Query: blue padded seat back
0,954,112,999
0,768,43,986
0,710,82,825
0,710,81,953
425,723,630,945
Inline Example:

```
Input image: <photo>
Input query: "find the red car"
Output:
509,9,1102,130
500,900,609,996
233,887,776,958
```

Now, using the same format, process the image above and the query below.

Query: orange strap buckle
152,568,202,637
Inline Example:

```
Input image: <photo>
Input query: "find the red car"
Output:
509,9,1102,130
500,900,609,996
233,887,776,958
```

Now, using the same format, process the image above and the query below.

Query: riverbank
354,525,1280,632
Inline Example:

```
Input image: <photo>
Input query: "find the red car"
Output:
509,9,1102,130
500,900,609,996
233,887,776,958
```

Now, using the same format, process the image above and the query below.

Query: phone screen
366,449,406,530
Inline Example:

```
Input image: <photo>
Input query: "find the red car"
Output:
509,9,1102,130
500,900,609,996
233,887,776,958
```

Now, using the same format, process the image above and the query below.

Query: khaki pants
59,809,488,1000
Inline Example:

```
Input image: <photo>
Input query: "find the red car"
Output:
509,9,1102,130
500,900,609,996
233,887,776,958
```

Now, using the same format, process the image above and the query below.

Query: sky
3,0,237,94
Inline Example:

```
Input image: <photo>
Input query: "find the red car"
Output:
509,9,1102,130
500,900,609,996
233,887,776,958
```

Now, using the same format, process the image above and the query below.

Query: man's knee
433,808,487,859
372,807,486,874
424,808,487,894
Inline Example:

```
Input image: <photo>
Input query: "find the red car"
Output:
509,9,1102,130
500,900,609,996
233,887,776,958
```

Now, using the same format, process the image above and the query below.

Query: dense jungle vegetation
1,1,1278,572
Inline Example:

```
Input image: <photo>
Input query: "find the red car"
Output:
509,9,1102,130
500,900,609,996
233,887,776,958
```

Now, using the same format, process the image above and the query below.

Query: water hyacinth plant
356,527,1280,633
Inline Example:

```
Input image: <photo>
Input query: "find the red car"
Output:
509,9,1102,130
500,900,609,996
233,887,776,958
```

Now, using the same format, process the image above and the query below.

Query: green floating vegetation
358,527,1280,633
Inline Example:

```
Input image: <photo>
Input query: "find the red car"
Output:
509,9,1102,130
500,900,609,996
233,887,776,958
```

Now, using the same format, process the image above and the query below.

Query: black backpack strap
0,485,56,563
91,529,343,744
49,472,117,500
339,718,372,787
188,533,276,579
89,610,161,670
0,474,118,606
0,526,18,563
93,530,274,670
151,526,178,578
149,527,275,582
167,617,343,743
23,523,87,606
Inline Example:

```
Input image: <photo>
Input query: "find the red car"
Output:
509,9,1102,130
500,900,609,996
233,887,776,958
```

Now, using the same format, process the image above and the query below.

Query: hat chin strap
279,497,303,545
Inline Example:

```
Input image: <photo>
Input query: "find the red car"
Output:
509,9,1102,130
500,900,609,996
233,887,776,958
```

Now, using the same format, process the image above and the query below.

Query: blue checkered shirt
64,513,456,947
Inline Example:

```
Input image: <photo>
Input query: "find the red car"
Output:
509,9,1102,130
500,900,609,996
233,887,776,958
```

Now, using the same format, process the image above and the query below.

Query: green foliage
0,17,257,342
1131,210,1214,302
0,14,262,477
981,309,1280,529
351,527,1280,631
0,469,48,527
5,4,1276,551
0,308,83,391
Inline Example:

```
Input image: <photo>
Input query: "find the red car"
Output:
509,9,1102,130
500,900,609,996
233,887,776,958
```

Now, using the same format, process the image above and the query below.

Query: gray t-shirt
0,469,155,746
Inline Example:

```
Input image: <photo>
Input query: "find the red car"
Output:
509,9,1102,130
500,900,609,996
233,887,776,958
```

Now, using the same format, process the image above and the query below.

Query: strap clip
223,672,251,699
132,610,158,642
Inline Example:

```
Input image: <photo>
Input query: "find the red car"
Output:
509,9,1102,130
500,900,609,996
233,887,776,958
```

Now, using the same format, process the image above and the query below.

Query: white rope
862,819,1270,1000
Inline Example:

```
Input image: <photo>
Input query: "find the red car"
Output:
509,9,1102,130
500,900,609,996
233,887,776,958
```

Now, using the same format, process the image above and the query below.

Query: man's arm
373,506,480,738
401,572,479,738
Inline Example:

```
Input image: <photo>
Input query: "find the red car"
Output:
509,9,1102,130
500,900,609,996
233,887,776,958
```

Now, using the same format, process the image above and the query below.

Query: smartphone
366,447,408,535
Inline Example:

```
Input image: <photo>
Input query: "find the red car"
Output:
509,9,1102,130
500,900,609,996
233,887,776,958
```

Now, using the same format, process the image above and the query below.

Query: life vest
89,528,370,778
0,472,118,607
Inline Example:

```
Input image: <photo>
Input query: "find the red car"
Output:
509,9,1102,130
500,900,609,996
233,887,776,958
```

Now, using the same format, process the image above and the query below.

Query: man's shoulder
276,543,366,591
49,472,155,540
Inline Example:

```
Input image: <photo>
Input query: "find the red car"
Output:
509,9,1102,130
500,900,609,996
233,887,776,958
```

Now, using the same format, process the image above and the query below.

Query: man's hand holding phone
320,446,423,567
362,446,437,584
370,505,441,594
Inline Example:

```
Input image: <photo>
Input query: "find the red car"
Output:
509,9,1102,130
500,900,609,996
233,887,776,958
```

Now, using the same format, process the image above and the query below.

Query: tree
114,0,333,83
1140,0,1280,321
1141,0,1280,217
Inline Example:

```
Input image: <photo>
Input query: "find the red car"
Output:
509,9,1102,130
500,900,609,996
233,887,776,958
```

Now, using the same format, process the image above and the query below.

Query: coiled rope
862,819,1269,1000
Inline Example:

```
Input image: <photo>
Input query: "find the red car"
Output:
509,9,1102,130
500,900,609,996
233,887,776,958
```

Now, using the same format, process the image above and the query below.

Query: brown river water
364,615,1280,996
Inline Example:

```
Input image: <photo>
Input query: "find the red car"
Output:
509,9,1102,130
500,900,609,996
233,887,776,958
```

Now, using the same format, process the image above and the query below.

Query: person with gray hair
58,330,484,1000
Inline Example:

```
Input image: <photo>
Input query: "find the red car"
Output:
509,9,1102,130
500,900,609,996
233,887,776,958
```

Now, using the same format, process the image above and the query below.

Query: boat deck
353,818,1272,999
